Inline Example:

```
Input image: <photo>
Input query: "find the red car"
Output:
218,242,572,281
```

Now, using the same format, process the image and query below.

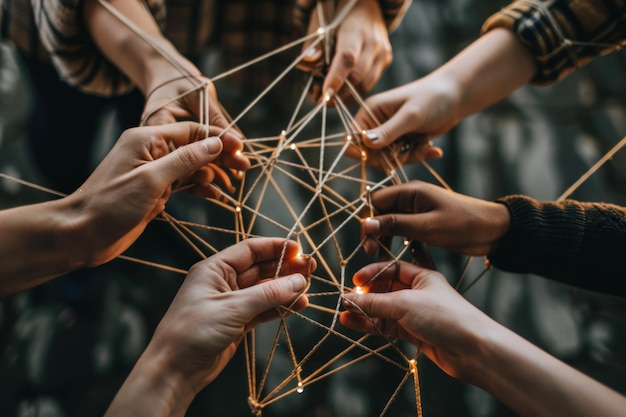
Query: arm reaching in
362,180,510,257
104,238,314,417
299,0,402,102
352,27,536,164
362,180,626,296
341,261,626,417
82,0,239,132
0,122,249,296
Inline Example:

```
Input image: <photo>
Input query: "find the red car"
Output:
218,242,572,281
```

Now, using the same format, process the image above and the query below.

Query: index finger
149,121,210,148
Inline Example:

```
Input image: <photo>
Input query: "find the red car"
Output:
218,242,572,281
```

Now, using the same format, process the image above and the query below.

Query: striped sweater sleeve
30,0,165,97
481,0,626,85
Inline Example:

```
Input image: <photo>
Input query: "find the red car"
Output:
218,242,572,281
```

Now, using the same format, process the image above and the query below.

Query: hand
105,238,315,416
361,181,510,257
141,75,250,194
342,260,626,417
70,122,248,267
340,260,491,382
349,75,460,165
299,0,392,102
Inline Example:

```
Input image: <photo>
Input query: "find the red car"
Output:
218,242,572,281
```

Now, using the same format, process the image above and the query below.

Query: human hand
348,76,463,165
147,238,312,392
141,75,250,193
299,0,392,103
340,260,493,383
362,181,510,257
104,238,315,416
70,122,248,267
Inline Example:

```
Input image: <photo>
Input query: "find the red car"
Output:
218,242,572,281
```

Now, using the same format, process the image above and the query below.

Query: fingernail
362,130,379,142
363,238,377,256
321,88,334,103
303,46,319,58
341,295,359,311
203,137,223,156
363,217,380,234
290,274,308,292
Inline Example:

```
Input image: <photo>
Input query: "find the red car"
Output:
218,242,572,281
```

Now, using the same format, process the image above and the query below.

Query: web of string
3,0,626,415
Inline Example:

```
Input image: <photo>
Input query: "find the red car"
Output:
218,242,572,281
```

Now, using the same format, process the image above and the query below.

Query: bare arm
353,28,537,164
82,0,198,95
0,122,244,297
341,262,626,417
104,238,313,417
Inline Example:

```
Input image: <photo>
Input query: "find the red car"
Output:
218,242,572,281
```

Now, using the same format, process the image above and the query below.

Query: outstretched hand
361,181,510,257
105,238,315,416
73,122,248,267
349,76,459,165
340,260,488,382
141,74,250,192
300,0,392,103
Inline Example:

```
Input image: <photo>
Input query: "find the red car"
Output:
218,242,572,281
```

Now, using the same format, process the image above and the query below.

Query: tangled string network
91,1,445,415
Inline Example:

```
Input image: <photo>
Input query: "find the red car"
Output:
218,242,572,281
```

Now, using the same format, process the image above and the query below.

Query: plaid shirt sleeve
294,0,411,33
26,0,166,97
482,0,626,85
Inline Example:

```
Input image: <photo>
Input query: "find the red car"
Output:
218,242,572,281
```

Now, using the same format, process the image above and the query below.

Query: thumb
239,274,308,317
361,109,420,150
153,137,223,184
343,292,402,321
364,214,427,240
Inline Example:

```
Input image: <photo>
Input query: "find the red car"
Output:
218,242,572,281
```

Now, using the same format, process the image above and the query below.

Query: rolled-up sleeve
31,0,165,97
482,0,626,85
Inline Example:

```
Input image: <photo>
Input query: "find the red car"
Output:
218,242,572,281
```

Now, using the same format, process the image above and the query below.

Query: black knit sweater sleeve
487,195,626,297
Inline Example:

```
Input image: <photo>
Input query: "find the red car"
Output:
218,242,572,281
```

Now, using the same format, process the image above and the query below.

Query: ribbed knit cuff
487,195,586,273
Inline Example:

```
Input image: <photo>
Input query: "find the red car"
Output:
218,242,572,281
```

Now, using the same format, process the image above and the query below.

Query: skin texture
82,0,242,139
340,261,626,417
104,238,315,417
361,180,511,257
351,28,537,164
299,0,393,102
0,122,249,296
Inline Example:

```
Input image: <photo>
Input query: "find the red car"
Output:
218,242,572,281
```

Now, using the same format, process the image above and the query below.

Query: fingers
322,34,360,98
149,136,223,187
208,238,316,289
352,260,422,288
240,273,309,318
341,290,403,329
360,105,422,150
368,181,432,212
143,107,178,126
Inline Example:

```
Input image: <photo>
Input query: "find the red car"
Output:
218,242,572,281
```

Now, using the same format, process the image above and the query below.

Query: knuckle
176,143,200,167
262,280,282,304
338,50,358,69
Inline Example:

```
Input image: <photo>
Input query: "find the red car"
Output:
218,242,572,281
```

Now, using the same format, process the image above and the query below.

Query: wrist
48,195,93,272
417,72,465,134
484,201,511,252
142,50,202,96
105,343,198,417
455,317,513,388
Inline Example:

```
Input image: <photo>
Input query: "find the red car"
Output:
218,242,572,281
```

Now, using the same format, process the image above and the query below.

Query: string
3,2,626,416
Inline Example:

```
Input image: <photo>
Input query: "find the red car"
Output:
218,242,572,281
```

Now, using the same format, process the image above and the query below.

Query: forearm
105,343,197,417
488,196,626,297
430,28,536,121
83,0,199,95
470,322,626,417
483,0,626,84
0,197,88,296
